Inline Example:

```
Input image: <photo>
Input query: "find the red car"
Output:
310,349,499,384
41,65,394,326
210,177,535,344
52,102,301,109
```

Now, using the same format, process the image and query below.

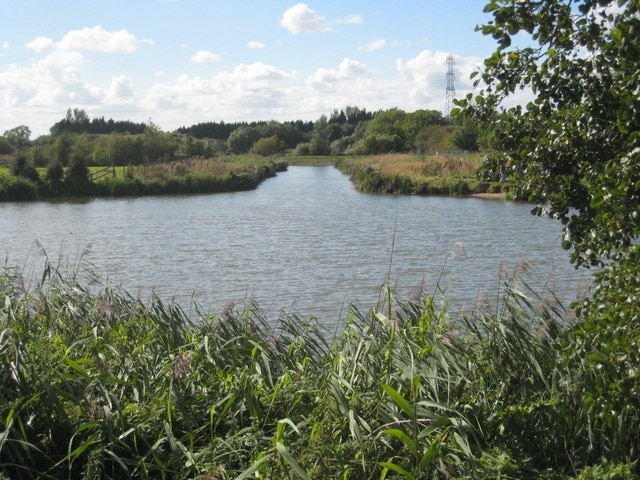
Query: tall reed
0,260,637,478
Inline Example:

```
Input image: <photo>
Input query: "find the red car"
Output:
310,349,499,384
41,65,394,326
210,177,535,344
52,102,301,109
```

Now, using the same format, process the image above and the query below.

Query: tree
457,0,640,269
3,125,31,150
309,115,330,155
11,153,40,183
227,126,258,154
459,6,640,473
252,135,283,156
365,108,408,149
451,120,479,151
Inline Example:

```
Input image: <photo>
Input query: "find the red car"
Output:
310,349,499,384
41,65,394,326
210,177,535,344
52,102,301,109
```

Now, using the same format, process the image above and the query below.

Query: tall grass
337,153,509,196
0,260,637,478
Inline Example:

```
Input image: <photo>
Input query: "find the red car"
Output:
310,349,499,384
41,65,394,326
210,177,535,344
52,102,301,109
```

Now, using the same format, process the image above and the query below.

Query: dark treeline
176,119,314,140
50,108,147,136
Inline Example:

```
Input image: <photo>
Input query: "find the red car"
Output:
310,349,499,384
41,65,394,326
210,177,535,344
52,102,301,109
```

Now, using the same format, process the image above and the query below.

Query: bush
0,175,38,200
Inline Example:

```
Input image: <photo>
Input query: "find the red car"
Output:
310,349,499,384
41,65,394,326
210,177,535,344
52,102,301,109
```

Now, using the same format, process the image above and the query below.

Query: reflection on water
0,166,592,328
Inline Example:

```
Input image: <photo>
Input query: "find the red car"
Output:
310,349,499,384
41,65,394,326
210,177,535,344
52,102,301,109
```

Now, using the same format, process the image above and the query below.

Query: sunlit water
0,166,592,328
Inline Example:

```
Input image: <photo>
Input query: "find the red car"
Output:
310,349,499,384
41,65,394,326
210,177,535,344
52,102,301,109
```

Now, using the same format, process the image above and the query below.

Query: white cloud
361,39,387,51
2,41,9,49
247,41,266,49
280,4,331,34
105,75,134,101
57,25,152,53
25,36,54,53
307,58,370,90
190,50,221,63
146,62,293,113
337,14,363,24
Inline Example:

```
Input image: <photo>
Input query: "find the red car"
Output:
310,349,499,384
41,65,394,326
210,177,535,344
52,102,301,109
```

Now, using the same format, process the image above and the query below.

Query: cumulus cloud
146,62,293,112
56,25,153,53
190,50,221,63
280,4,331,34
361,39,387,51
105,75,134,101
307,58,370,90
247,41,266,49
25,36,54,52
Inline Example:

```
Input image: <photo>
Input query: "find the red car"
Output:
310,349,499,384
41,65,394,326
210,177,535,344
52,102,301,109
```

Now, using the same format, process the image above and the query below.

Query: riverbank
327,153,514,197
2,153,512,201
0,156,287,201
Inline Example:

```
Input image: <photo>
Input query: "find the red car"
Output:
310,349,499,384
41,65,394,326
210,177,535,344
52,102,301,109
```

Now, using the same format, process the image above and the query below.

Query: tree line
1,105,482,168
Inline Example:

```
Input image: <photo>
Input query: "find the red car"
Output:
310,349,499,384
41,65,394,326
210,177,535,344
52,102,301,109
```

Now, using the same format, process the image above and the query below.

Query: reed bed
368,153,482,180
0,261,637,479
94,156,286,197
337,153,508,196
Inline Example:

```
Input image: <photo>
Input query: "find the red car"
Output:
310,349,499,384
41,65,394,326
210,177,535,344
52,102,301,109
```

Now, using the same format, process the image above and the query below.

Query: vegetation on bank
0,261,637,479
334,153,512,196
0,156,287,201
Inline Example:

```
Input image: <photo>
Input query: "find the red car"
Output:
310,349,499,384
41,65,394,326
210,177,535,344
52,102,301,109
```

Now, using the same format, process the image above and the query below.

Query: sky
0,0,506,138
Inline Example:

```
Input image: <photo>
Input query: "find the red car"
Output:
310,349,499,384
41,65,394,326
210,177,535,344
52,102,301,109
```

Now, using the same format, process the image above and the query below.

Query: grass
0,258,637,479
333,153,511,196
0,156,287,200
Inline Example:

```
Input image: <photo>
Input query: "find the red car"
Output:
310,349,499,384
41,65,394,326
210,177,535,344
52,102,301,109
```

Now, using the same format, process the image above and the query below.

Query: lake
0,165,592,328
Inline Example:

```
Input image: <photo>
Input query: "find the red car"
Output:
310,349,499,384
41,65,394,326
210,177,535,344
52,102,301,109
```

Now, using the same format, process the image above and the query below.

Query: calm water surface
0,166,591,327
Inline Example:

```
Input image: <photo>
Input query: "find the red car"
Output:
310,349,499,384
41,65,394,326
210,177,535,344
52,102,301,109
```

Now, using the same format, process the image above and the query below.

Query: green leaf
382,384,415,419
379,460,417,480
382,428,417,455
276,442,312,480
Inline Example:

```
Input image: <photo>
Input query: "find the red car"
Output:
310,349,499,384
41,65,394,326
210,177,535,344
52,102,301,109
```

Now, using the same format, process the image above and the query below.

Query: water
0,166,591,327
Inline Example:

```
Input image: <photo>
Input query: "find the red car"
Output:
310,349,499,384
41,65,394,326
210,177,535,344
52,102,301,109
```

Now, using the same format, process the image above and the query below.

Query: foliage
10,154,40,183
1,260,637,478
50,108,146,136
2,125,31,150
253,135,283,157
455,4,640,477
0,175,38,200
337,153,505,196
457,0,640,269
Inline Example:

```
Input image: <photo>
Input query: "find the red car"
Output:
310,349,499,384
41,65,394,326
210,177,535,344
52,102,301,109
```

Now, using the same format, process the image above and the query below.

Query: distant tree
253,135,283,156
309,115,330,155
50,108,90,135
3,125,31,150
106,134,143,166
181,135,207,157
27,146,49,167
50,133,74,165
0,137,13,155
402,109,446,143
227,126,259,154
141,123,177,162
70,134,95,166
451,120,480,151
64,156,91,195
414,125,455,155
45,160,64,194
11,153,40,183
366,109,408,149
274,122,307,149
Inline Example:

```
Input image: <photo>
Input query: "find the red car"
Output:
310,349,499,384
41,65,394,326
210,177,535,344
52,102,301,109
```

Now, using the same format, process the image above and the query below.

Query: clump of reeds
0,261,637,479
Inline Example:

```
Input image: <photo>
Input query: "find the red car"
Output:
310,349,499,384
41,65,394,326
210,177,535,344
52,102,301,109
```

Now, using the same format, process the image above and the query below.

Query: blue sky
0,1,506,137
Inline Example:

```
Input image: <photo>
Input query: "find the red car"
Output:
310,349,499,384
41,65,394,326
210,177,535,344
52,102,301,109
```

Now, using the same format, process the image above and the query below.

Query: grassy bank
0,156,287,201
0,263,637,479
334,153,512,196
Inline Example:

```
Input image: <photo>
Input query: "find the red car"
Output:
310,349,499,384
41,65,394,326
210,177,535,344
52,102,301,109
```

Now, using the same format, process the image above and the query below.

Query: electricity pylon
445,54,455,117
